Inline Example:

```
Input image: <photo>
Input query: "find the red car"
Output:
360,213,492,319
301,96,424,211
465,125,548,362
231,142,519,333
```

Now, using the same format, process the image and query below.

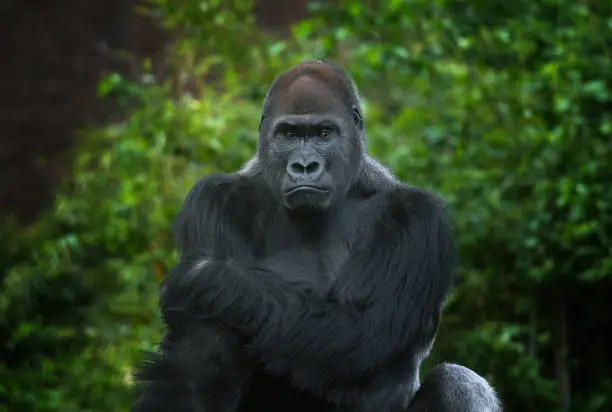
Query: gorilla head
256,61,366,212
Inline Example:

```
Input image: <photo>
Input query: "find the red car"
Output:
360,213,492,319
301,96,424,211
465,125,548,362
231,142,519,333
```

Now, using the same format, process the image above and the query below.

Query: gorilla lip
285,185,329,195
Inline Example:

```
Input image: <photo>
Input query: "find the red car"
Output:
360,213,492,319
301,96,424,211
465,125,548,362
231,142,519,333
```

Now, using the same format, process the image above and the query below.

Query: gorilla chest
258,241,350,293
255,203,369,292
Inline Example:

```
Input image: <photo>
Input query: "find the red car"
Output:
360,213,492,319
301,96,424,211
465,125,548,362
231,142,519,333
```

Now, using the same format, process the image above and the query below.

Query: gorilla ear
352,106,364,130
259,114,266,132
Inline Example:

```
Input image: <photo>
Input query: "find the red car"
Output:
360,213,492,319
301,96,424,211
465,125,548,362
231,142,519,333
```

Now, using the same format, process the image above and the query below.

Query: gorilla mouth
285,185,329,195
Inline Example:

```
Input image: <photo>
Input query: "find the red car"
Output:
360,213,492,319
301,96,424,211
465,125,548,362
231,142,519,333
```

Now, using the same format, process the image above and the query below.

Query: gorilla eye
319,130,329,139
284,130,296,138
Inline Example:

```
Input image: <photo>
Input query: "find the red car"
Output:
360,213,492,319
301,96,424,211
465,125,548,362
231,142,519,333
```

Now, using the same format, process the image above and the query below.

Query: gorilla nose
287,159,323,181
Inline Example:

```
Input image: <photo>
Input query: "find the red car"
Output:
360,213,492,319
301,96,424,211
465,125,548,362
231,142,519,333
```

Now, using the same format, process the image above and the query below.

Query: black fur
132,61,502,412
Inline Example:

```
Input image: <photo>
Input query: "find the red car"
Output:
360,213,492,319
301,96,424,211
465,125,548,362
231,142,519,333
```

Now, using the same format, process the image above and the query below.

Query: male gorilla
133,61,502,412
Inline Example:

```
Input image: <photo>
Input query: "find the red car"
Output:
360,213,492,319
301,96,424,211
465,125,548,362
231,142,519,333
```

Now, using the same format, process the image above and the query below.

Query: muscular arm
170,173,267,263
161,173,269,317
163,183,456,392
133,173,266,412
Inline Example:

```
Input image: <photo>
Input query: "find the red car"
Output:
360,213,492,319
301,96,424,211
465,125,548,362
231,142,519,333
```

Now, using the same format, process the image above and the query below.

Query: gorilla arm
163,185,456,393
170,173,266,263
132,173,265,412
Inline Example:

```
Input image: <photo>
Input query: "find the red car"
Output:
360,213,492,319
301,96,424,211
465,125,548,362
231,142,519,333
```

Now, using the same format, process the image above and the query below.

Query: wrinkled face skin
258,70,364,213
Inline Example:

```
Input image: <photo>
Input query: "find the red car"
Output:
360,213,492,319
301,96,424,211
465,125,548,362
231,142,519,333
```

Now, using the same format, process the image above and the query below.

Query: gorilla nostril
290,162,306,175
305,161,321,175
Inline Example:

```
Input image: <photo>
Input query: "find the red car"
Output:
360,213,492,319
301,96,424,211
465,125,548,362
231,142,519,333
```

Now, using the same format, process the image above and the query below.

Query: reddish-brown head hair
261,60,361,119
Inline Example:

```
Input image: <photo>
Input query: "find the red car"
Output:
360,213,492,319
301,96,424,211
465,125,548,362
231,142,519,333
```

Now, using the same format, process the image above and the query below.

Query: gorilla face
273,114,344,211
257,65,364,212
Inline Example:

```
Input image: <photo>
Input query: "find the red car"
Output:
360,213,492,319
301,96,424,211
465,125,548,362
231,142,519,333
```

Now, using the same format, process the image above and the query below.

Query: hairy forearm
165,233,450,389
162,257,298,332
163,257,365,380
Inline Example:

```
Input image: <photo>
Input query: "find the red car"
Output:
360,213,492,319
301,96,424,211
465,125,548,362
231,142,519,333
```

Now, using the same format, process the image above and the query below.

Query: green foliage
1,0,611,411
0,71,259,411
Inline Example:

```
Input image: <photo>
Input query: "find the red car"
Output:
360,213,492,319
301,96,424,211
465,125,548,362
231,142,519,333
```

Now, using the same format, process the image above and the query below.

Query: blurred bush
1,0,610,411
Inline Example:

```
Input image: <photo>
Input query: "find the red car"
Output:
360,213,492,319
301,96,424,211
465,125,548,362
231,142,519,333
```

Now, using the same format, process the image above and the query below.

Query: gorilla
132,61,502,412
